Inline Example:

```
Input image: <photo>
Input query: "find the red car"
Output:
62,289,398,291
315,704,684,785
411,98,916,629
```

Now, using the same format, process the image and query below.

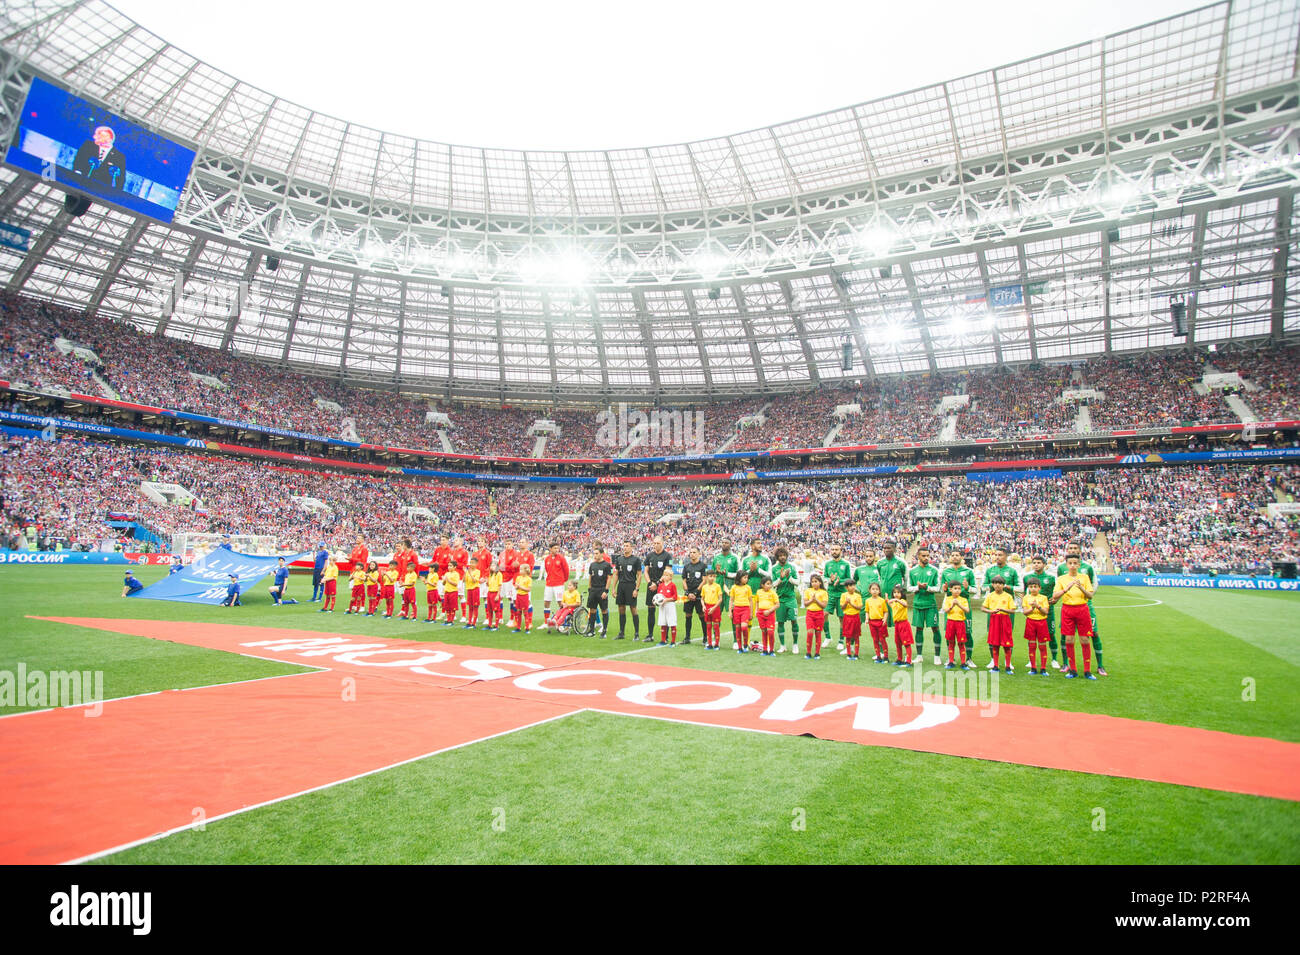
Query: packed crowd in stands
1210,343,1300,422
0,292,446,447
3,431,1294,574
5,293,1300,463
443,404,541,457
1082,350,1231,430
1103,465,1298,574
831,376,952,445
911,473,1101,561
956,364,1077,439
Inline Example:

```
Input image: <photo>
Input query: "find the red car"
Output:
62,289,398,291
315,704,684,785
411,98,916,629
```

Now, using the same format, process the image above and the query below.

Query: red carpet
3,616,1296,863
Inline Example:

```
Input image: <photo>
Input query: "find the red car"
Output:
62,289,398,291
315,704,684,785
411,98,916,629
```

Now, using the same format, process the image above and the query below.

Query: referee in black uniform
614,541,643,640
586,542,613,637
679,546,709,644
643,536,673,643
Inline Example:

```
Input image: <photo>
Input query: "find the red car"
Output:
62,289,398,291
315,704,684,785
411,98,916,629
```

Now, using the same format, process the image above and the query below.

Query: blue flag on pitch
130,545,310,604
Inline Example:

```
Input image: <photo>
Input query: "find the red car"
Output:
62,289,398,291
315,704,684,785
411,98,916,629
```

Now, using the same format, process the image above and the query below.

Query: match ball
653,593,665,606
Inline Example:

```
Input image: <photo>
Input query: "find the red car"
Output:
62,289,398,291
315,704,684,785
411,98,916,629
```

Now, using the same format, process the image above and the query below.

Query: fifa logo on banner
595,403,706,452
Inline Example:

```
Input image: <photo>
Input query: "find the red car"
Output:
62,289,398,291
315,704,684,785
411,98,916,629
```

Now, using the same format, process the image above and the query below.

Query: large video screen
5,76,197,223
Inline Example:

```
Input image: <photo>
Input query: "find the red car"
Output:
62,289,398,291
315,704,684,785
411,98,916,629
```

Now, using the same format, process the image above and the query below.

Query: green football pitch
1,565,1298,864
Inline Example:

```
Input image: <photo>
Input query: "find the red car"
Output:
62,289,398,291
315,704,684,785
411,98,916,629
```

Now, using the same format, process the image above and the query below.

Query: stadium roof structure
0,0,1298,404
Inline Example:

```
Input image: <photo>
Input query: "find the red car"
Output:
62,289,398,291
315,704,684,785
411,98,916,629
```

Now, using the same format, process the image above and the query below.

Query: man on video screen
73,125,126,189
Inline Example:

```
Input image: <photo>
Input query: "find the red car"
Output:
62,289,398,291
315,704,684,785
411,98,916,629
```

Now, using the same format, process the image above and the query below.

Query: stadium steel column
1101,226,1114,352
974,249,1005,365
280,265,312,365
5,206,70,292
1015,245,1039,361
829,273,876,379
336,272,360,374
1272,191,1293,341
85,218,147,320
220,250,263,352
541,291,559,391
154,237,208,337
630,288,661,392
779,280,821,385
683,289,714,392
394,281,408,382
585,290,611,391
0,176,34,221
730,284,767,389
1186,209,1208,341
899,261,939,373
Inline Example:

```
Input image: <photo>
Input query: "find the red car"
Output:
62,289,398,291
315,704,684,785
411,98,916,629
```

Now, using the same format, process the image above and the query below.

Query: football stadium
1,0,1298,885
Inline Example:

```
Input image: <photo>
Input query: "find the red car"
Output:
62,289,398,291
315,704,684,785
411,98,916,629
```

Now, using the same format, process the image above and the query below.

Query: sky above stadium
112,0,1201,151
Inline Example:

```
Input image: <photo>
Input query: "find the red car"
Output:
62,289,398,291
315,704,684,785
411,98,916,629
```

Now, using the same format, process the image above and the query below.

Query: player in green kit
876,541,908,650
822,545,852,652
1021,555,1057,669
940,550,977,667
712,541,739,614
982,546,1021,669
1058,541,1106,676
771,546,800,653
849,548,883,655
907,547,941,661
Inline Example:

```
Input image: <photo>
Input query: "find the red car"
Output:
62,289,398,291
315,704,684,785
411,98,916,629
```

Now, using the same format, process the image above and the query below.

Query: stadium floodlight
556,252,591,288
859,226,894,256
517,254,548,285
692,251,730,278
880,322,907,349
1104,182,1139,211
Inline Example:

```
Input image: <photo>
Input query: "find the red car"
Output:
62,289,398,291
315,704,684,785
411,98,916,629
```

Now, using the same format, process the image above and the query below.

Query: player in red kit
542,543,570,630
500,543,521,623
472,539,493,622
431,537,451,576
349,536,369,573
516,539,535,582
393,537,417,610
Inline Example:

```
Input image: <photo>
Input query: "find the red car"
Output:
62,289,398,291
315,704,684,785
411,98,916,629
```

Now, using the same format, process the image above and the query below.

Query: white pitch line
597,642,672,660
0,668,325,721
63,707,586,866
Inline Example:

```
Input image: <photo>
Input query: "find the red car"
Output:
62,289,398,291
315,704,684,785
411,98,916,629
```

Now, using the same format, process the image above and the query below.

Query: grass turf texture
3,565,1298,863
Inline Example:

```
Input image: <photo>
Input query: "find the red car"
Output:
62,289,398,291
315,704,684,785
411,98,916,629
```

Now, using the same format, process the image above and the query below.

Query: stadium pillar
220,250,263,352
974,250,1005,365
779,280,821,385
899,261,938,373
730,284,768,389
5,207,71,292
587,290,611,390
1186,209,1207,342
86,219,147,320
1271,192,1292,341
683,289,713,391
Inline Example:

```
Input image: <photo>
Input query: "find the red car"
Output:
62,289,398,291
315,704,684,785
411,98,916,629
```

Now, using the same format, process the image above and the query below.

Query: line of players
298,533,1106,679
305,536,582,632
598,537,1104,679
